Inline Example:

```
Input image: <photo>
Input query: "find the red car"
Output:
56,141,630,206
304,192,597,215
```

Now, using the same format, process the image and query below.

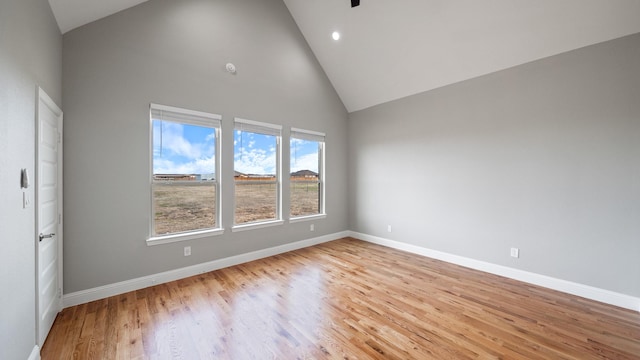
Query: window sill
232,219,284,232
289,214,326,223
147,228,224,246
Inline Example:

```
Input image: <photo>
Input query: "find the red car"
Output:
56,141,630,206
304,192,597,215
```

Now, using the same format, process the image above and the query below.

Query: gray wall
63,0,348,293
0,0,62,358
348,33,640,297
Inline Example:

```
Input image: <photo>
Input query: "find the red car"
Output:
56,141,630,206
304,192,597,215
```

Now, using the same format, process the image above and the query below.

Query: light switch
23,192,31,208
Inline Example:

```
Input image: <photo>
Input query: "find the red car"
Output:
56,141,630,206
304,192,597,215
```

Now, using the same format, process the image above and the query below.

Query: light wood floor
42,238,640,359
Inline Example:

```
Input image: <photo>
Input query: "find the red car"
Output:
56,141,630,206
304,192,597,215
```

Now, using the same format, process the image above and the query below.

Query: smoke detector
225,63,237,74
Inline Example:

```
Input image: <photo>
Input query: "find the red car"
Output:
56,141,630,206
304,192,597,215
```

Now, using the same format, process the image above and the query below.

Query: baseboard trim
64,231,349,308
63,230,640,312
349,231,640,312
28,345,40,360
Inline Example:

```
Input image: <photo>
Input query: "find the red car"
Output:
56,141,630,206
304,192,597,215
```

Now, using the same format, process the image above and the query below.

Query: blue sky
152,121,216,175
289,137,319,174
234,130,276,175
234,130,319,175
153,120,319,176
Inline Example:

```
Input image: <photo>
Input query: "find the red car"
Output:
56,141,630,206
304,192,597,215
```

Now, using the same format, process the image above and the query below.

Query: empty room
1,0,639,359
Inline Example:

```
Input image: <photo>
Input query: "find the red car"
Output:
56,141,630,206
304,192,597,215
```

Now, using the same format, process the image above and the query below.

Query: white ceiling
49,0,640,112
48,0,149,34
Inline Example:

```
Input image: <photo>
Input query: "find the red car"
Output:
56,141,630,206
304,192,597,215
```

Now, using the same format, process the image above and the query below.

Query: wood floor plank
41,238,640,359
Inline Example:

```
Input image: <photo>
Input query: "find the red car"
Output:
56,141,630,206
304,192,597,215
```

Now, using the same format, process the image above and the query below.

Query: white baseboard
28,345,40,360
64,231,349,308
349,231,640,313
63,230,640,312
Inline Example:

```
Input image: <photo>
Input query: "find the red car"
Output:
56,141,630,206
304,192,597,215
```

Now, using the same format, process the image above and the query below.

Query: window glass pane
234,181,277,223
290,138,321,217
152,119,217,235
234,130,278,224
153,182,216,234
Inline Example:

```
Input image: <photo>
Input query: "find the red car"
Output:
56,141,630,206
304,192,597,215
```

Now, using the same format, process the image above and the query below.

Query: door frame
35,86,63,347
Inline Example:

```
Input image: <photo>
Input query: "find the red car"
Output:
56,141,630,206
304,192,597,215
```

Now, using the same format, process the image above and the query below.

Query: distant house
154,174,201,181
234,171,276,181
291,169,318,179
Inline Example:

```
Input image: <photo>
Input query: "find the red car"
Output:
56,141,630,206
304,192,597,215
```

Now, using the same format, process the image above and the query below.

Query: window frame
147,103,223,246
289,127,326,222
232,117,283,231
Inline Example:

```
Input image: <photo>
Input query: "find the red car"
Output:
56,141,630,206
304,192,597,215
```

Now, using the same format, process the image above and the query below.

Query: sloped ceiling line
49,0,640,112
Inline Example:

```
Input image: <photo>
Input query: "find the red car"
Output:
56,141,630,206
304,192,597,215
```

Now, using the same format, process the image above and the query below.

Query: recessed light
332,31,340,41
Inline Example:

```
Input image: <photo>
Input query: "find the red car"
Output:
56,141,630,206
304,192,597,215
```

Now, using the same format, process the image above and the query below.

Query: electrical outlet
510,247,519,258
387,225,392,233
184,246,191,257
310,224,315,231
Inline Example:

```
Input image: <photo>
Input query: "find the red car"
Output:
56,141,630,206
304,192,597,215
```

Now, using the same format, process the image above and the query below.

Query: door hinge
58,213,62,224
58,132,61,144
57,288,62,299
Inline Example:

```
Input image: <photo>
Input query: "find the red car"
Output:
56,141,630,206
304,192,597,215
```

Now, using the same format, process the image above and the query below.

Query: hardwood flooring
41,238,640,359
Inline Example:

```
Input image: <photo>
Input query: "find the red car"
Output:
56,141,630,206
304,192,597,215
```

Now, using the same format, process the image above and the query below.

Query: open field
153,182,216,234
290,180,321,216
153,180,319,235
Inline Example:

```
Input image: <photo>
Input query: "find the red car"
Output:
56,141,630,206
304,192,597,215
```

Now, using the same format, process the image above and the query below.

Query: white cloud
234,131,278,175
290,152,318,173
153,121,216,174
235,147,276,175
291,138,306,148
153,121,213,160
154,156,216,175
290,138,319,173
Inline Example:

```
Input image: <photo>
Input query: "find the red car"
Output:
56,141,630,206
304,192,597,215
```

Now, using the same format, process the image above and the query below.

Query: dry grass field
290,180,321,216
153,182,216,234
153,180,319,234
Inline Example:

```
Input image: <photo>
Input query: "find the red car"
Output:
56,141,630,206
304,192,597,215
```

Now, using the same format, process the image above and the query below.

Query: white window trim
290,128,326,219
291,127,325,141
235,117,282,134
148,103,222,245
231,219,284,232
151,103,222,127
233,117,282,227
147,228,225,246
289,214,327,223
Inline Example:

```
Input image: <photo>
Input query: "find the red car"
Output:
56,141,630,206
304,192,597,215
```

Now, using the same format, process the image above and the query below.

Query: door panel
37,87,63,346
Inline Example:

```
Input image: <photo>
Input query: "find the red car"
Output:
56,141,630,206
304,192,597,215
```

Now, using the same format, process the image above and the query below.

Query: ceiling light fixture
332,31,340,41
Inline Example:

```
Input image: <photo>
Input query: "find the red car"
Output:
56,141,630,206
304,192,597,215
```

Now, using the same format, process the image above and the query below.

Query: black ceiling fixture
351,0,360,7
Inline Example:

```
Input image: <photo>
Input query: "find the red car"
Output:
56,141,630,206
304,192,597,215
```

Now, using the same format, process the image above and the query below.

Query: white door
36,87,63,346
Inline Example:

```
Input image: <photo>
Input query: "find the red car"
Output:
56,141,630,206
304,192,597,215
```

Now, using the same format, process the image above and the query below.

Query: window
290,128,325,218
150,104,221,241
234,118,282,226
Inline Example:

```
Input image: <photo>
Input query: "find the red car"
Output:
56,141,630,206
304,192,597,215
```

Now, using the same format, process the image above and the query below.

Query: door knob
39,233,55,242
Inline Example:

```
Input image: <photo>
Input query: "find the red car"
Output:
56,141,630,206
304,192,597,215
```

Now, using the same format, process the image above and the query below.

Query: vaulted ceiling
49,0,640,112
